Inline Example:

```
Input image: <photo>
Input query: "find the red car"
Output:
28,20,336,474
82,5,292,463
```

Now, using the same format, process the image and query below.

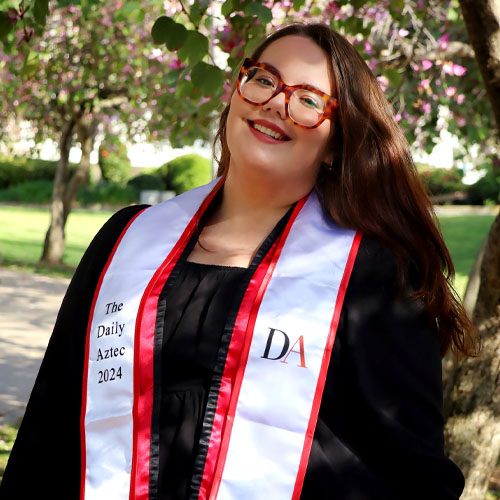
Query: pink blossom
421,59,433,71
445,86,456,97
394,114,402,122
456,94,466,105
437,34,449,51
221,81,232,103
456,116,466,127
7,7,18,24
442,62,467,76
364,41,373,55
377,75,389,93
452,64,467,76
398,28,409,37
168,58,183,70
368,58,377,71
410,62,419,72
417,0,424,8
420,78,431,90
420,101,431,114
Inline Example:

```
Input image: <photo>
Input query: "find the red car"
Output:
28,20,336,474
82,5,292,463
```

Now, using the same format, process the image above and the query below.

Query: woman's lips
247,120,291,144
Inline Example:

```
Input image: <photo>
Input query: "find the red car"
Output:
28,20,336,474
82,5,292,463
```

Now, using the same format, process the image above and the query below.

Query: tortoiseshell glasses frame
236,58,339,129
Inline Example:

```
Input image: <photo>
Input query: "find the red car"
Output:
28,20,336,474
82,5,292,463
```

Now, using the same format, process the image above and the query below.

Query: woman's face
226,35,334,197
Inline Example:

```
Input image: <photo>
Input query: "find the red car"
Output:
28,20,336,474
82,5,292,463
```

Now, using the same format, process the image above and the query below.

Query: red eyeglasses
236,58,338,129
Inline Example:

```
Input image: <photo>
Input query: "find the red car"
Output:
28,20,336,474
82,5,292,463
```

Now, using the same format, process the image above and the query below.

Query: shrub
77,181,138,207
157,154,211,194
98,135,132,185
0,180,54,203
0,156,61,189
465,170,500,205
418,165,464,196
127,174,166,192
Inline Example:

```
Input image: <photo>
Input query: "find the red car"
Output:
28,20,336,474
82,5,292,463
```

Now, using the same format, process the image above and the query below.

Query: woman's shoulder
85,204,150,253
349,234,405,294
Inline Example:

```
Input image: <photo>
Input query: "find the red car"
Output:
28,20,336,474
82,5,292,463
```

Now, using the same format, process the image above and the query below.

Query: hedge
0,156,64,189
98,135,132,185
0,180,53,203
156,154,211,194
76,181,138,206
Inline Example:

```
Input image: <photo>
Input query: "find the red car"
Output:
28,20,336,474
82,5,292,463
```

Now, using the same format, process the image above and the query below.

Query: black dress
158,261,247,500
1,205,465,500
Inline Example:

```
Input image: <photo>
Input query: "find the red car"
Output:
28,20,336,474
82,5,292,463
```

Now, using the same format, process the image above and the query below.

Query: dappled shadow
0,269,69,426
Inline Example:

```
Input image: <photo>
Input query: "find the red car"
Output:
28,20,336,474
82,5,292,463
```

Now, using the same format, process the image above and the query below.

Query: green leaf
191,62,225,96
165,21,188,51
151,16,172,44
352,0,365,9
190,0,209,27
385,68,402,87
165,68,182,87
115,2,145,23
198,98,222,117
34,0,49,26
57,0,79,6
293,0,306,11
177,30,209,64
244,3,272,24
175,78,194,99
21,50,39,78
0,11,14,40
221,0,233,17
446,7,459,21
389,0,404,16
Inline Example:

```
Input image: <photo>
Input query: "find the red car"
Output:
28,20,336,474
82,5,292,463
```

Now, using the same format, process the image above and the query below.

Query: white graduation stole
79,178,362,500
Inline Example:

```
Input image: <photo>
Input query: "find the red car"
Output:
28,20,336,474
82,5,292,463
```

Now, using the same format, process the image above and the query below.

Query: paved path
0,269,69,427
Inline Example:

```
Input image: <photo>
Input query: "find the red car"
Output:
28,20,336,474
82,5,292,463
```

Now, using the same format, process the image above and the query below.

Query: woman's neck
187,171,298,267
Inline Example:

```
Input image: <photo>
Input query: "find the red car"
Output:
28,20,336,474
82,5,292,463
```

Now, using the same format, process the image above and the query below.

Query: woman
1,23,477,500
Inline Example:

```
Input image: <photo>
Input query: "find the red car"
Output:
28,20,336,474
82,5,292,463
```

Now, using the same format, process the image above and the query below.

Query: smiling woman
1,23,479,500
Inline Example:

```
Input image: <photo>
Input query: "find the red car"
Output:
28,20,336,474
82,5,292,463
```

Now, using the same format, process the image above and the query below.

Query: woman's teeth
252,122,288,140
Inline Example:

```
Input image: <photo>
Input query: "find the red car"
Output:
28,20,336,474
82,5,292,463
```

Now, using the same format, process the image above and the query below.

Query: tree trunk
40,118,97,265
463,237,487,316
443,2,500,497
62,122,95,222
40,118,76,265
444,212,500,500
458,0,500,137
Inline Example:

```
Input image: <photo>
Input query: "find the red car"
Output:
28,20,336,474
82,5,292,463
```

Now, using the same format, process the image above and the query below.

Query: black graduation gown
0,204,465,500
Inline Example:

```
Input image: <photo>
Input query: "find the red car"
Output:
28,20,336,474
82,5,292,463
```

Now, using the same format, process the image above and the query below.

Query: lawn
0,205,114,278
0,205,496,295
438,215,496,297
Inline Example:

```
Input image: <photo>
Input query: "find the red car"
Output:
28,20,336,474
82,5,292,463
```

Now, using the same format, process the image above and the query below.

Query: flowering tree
2,0,500,495
0,1,216,264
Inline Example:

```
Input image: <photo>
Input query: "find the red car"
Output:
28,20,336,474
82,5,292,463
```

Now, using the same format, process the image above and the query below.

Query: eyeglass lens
240,67,326,127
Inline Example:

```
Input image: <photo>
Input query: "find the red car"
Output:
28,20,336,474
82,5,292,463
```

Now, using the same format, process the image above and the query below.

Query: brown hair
213,22,479,358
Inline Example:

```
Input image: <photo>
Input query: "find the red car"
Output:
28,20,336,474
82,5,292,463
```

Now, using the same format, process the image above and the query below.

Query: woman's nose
263,91,287,120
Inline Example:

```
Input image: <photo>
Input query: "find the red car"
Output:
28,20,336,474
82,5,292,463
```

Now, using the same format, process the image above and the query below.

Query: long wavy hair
213,22,478,358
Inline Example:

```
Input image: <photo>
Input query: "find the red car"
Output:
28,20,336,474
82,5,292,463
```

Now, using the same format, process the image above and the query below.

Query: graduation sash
79,178,362,500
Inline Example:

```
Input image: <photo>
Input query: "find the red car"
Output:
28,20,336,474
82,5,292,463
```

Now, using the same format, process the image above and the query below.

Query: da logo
260,327,306,368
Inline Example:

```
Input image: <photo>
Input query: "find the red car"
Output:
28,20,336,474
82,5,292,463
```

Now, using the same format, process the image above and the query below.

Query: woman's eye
300,95,320,109
256,77,274,87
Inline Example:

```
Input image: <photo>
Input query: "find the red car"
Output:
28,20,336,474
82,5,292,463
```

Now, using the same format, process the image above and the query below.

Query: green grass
0,206,496,293
0,421,21,484
0,206,113,278
438,215,496,297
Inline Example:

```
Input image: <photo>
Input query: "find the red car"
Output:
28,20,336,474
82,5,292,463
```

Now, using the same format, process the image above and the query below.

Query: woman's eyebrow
260,60,329,94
